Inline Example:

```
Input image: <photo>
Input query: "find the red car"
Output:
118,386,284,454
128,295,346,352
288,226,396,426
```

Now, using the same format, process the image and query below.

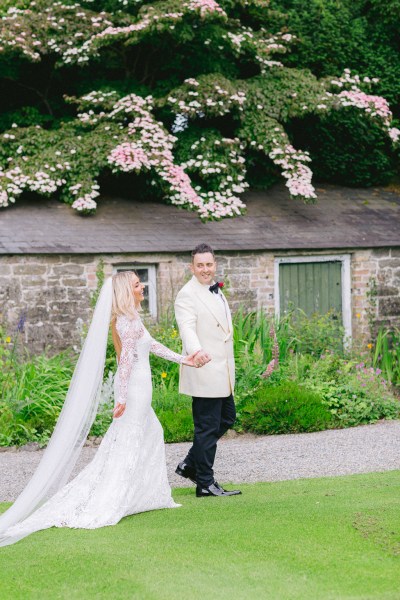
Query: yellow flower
5,336,11,343
356,313,361,319
367,343,373,349
161,372,167,379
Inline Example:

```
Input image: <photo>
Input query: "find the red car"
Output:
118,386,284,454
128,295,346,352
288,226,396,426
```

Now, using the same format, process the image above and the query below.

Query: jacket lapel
190,277,229,333
222,290,233,334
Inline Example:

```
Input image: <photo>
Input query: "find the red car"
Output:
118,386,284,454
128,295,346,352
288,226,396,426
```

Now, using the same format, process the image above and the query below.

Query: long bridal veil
0,277,113,547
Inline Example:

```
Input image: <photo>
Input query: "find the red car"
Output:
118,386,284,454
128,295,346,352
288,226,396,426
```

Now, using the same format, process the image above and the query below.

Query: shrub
297,352,400,426
288,309,346,357
0,351,75,446
372,327,400,389
239,381,333,434
152,389,193,443
289,110,397,188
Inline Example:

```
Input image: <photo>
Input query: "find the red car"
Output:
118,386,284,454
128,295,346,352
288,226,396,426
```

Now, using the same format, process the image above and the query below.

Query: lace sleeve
150,339,185,365
116,316,144,404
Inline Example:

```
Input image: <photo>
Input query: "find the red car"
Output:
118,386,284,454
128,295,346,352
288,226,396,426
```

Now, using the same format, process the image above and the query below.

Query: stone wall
1,248,399,353
350,248,400,340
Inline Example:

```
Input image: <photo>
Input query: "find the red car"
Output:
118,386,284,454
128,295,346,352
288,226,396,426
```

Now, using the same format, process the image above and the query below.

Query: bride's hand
183,351,211,368
113,402,126,418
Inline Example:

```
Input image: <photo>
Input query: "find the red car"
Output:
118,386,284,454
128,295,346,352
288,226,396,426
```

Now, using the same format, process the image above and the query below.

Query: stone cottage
0,183,399,353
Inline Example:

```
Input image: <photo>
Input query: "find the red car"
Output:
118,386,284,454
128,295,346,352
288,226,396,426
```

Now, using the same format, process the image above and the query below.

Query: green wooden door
279,261,342,317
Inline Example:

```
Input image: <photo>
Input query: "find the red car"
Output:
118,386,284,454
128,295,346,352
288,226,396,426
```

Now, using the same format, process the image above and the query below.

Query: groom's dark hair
191,243,215,261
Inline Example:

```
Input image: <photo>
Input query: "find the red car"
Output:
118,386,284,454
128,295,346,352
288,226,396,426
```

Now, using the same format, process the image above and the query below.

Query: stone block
379,297,400,316
214,257,229,269
0,282,22,305
67,256,94,265
61,278,87,288
378,259,400,269
40,256,63,264
0,265,11,275
24,276,45,287
0,277,14,290
377,286,399,297
51,265,85,277
26,306,47,320
66,288,91,303
371,249,391,258
229,256,257,268
13,265,47,276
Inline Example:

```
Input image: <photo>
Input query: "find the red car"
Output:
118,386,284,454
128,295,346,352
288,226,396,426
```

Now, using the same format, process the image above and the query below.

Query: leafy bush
239,381,333,434
0,350,75,447
270,0,400,113
288,309,346,357
0,0,398,220
153,390,194,443
1,308,399,448
372,327,400,389
289,109,397,187
291,352,400,426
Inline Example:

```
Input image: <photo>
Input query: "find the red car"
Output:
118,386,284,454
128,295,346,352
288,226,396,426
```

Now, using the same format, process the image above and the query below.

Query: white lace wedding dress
3,315,183,538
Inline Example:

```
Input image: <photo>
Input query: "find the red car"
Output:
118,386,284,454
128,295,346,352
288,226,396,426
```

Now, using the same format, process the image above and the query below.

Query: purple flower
16,312,27,333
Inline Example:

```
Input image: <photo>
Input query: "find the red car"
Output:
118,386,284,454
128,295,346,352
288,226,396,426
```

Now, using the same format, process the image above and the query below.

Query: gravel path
1,421,400,502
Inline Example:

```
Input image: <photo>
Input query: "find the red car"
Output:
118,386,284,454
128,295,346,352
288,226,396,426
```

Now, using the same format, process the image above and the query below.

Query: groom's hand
193,349,211,367
113,402,126,418
183,349,211,368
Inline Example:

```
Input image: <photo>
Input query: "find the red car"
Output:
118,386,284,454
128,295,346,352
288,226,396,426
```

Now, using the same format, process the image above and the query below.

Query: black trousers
184,394,236,488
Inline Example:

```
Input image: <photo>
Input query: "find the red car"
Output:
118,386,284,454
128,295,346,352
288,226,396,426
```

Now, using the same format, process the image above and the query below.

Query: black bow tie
209,282,221,294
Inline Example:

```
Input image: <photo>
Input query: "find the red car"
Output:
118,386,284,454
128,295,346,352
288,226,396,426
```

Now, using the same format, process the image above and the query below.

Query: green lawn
0,472,399,600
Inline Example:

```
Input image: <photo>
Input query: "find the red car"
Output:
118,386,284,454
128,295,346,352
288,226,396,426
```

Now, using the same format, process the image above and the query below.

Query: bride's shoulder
116,313,142,330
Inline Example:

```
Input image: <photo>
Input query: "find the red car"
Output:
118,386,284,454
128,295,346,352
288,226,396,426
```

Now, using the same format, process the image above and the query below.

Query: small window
114,264,157,317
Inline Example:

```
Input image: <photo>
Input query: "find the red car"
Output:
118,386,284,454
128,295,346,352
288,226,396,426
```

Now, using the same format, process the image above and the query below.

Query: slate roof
1,184,399,254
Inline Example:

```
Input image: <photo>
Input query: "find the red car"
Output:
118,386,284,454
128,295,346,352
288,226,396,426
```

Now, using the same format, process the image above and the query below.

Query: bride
0,271,206,546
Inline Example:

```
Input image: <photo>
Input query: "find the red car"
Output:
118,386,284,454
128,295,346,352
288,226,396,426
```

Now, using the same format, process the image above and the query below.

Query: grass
0,471,399,599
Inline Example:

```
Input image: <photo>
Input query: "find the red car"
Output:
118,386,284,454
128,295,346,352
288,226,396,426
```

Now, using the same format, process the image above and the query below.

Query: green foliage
269,0,400,113
153,389,194,442
233,308,296,403
372,327,400,389
0,106,55,131
288,108,397,187
89,401,113,437
239,381,333,434
291,352,400,426
0,348,75,447
90,258,105,308
148,317,182,388
1,308,399,447
0,0,398,218
288,308,345,356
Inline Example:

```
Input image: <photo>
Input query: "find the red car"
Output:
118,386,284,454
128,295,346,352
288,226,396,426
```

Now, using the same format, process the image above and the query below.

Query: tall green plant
0,351,75,446
373,327,400,388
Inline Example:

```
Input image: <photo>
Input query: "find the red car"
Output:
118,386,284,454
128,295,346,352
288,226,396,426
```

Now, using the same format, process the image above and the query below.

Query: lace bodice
116,315,184,404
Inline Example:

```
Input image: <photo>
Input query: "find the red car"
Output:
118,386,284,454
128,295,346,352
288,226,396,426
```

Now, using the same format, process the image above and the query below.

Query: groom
174,243,241,497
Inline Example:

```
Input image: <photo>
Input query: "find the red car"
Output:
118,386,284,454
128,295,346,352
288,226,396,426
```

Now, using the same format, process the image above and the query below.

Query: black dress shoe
175,461,197,484
196,482,242,497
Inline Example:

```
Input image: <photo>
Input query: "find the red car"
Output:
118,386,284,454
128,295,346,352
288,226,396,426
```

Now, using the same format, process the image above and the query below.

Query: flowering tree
0,0,398,218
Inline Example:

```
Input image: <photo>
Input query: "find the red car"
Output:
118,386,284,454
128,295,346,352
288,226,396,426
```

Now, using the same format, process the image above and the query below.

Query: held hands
183,349,211,368
113,402,126,419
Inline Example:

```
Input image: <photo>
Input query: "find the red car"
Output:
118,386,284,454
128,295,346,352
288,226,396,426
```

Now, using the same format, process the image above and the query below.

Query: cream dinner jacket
174,276,235,398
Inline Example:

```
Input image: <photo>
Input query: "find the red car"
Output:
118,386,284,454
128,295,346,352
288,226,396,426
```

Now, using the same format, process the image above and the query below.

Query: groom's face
190,252,217,286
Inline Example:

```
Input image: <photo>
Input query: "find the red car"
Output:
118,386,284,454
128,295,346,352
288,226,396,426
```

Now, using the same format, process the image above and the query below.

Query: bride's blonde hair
111,271,139,321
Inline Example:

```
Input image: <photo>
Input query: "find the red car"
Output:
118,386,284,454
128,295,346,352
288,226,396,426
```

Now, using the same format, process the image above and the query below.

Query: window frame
113,263,157,318
274,254,352,340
